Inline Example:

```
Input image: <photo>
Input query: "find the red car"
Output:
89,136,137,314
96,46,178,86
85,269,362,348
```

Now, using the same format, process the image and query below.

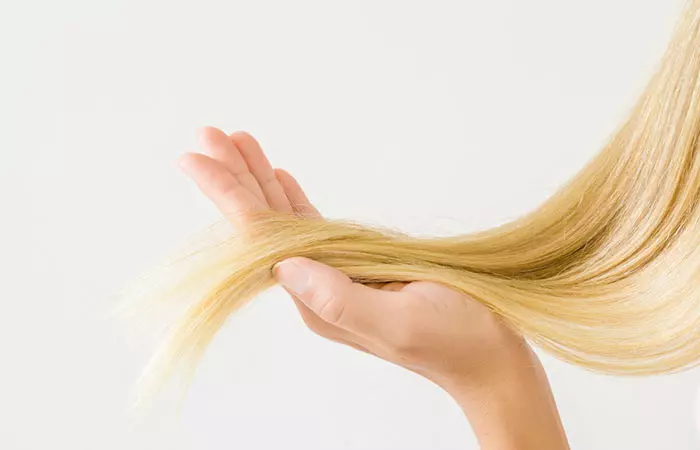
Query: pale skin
178,126,571,450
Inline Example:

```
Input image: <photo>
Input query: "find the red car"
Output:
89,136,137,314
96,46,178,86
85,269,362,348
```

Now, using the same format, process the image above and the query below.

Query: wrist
438,347,570,450
432,332,539,398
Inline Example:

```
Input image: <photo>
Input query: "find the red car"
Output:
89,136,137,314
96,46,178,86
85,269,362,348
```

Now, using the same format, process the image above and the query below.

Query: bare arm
442,345,569,449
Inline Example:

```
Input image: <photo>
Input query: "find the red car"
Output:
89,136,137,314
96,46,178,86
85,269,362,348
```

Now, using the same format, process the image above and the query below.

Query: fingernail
273,259,310,295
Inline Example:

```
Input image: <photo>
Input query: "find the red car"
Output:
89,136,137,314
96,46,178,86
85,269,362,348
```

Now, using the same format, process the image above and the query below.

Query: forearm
441,347,570,450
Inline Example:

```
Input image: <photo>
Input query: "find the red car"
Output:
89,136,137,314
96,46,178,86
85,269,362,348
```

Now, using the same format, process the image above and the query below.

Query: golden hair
125,0,700,404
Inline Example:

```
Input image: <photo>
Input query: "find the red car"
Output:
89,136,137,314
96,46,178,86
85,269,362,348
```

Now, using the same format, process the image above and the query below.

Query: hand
177,125,526,385
179,126,569,449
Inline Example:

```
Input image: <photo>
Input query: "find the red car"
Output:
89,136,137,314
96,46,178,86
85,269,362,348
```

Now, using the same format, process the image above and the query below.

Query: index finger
178,152,265,227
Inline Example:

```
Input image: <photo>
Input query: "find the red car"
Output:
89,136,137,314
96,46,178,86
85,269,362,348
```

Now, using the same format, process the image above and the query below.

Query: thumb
272,257,405,339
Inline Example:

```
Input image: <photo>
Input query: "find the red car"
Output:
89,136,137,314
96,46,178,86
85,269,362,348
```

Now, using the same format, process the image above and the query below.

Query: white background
2,0,699,448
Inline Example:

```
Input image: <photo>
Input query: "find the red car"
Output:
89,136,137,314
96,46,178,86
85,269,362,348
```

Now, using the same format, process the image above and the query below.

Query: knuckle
297,309,332,338
313,288,347,325
301,316,336,340
302,316,324,336
217,181,242,200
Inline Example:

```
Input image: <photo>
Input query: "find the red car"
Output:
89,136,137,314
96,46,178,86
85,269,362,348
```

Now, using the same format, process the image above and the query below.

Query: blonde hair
126,0,700,404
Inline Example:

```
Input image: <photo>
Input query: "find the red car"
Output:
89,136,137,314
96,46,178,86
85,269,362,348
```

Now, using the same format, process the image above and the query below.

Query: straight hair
123,0,700,405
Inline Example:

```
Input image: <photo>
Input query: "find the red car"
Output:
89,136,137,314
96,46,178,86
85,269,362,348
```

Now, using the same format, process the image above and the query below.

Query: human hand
178,126,528,386
178,126,569,449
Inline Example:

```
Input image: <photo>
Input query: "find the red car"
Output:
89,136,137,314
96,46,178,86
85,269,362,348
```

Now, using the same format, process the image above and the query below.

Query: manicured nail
273,259,310,295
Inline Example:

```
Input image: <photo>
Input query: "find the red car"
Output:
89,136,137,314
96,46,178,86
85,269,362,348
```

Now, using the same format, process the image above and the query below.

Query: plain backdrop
2,0,700,448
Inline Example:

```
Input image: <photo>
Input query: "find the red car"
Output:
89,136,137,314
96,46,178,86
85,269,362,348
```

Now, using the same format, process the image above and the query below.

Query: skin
178,126,571,450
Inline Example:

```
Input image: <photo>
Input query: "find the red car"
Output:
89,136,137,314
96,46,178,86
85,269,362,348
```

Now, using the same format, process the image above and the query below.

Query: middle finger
198,126,269,206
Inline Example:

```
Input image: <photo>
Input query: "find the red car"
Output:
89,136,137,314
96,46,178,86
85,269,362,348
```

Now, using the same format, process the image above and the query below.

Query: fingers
274,168,321,218
230,131,293,213
365,282,407,291
272,257,412,344
379,282,408,292
192,127,318,218
178,152,264,226
198,126,268,206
